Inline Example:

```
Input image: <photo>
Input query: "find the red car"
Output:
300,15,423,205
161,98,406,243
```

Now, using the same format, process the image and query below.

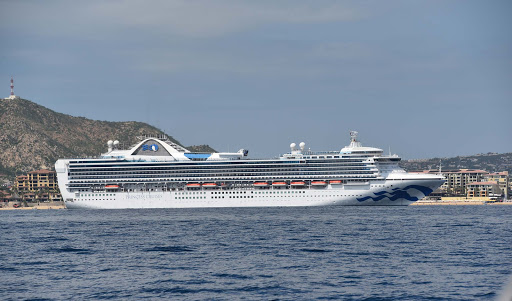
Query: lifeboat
186,183,201,188
105,185,120,189
202,183,217,188
290,181,305,186
272,182,287,187
311,181,327,186
253,182,269,187
329,180,342,185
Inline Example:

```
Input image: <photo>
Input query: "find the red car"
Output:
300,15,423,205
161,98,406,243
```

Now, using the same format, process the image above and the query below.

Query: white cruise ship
55,131,444,209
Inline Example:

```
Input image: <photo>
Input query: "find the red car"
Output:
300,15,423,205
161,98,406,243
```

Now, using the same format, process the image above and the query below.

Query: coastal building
15,169,58,192
483,171,509,199
1,179,13,188
15,175,30,192
414,168,510,200
467,181,500,198
413,169,489,196
442,169,489,195
0,190,10,202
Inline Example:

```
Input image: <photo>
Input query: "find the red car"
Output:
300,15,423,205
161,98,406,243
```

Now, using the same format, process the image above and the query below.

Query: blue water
1,206,511,300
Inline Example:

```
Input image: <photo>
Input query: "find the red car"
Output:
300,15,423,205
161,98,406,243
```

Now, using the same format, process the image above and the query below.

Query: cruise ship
55,132,445,209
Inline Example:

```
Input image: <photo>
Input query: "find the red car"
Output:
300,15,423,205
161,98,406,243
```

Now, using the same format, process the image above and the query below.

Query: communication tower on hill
5,76,20,100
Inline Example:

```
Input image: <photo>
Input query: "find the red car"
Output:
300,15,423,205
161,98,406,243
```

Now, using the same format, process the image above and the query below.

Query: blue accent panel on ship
357,185,433,203
184,153,211,159
374,191,389,195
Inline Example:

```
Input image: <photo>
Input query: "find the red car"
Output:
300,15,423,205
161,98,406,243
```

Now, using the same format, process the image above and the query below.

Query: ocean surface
1,206,511,300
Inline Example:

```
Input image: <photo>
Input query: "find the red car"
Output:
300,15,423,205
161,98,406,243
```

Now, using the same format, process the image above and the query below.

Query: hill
401,152,512,173
0,98,215,176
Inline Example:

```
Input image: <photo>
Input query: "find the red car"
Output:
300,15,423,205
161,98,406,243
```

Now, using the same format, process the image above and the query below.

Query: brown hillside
0,98,214,175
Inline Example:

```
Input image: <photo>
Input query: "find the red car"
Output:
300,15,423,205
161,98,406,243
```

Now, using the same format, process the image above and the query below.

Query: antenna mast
6,76,19,100
10,76,14,96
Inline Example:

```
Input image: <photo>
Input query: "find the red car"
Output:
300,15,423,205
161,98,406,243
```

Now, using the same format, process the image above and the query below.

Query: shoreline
411,200,512,206
1,200,511,209
0,201,66,210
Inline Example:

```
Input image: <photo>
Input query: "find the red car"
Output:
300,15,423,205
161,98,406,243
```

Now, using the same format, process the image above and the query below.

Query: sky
1,0,511,159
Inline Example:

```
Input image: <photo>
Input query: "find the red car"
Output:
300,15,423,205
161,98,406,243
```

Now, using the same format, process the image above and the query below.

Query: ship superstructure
55,132,444,209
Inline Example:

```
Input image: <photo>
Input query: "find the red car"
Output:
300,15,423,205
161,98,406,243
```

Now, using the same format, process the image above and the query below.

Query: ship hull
64,179,444,209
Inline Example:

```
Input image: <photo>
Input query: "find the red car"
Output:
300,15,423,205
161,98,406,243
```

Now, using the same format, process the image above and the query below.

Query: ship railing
63,156,103,160
302,151,341,155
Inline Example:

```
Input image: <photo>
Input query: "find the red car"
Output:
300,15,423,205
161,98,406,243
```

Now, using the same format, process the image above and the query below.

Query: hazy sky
1,1,511,159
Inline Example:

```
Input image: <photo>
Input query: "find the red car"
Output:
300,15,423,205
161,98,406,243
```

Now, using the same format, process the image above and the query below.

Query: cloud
123,40,376,78
311,42,375,60
97,0,362,36
2,0,363,38
1,0,368,78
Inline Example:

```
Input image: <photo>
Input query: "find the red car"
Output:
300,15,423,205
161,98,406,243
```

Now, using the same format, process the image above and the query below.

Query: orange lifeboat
311,181,327,186
186,183,201,188
105,185,120,189
290,181,305,186
272,182,287,187
330,180,342,185
253,182,269,187
202,183,218,188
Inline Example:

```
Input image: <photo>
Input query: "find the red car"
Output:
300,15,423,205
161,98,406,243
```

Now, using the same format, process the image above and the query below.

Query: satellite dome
299,142,305,150
290,143,296,150
107,140,113,147
113,140,119,146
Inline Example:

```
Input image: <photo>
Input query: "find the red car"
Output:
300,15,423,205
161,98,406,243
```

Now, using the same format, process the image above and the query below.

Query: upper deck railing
302,151,341,155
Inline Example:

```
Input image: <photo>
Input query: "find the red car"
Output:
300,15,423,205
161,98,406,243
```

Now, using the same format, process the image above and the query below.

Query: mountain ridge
401,152,512,174
0,98,214,176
